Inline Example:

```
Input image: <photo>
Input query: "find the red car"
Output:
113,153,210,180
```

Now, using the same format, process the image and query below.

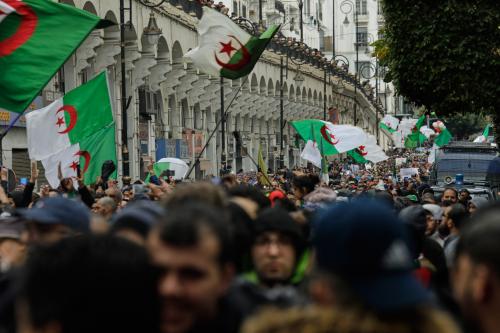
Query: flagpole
246,152,272,186
184,76,249,180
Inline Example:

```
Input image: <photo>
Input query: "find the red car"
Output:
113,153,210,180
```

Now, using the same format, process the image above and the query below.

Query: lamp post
298,0,304,43
120,0,164,178
340,0,358,126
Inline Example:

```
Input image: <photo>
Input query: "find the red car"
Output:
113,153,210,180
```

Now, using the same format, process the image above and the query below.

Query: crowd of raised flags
0,0,493,187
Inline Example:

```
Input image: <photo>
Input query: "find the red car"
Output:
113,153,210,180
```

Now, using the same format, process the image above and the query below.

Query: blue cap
312,199,430,312
18,197,90,233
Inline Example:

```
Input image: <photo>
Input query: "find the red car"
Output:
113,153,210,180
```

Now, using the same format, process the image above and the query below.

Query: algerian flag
0,0,111,113
41,124,117,187
26,72,113,160
419,125,436,139
379,115,399,133
405,115,427,148
291,119,367,155
432,120,452,147
300,140,322,168
145,162,171,184
473,124,492,143
347,135,388,164
185,7,279,80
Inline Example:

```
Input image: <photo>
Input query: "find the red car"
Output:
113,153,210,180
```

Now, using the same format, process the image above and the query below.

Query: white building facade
1,0,392,181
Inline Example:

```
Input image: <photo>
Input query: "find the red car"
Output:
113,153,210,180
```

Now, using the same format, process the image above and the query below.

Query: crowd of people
0,150,499,333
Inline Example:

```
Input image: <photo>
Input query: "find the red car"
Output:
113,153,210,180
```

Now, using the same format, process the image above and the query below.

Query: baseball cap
18,197,90,233
312,199,430,312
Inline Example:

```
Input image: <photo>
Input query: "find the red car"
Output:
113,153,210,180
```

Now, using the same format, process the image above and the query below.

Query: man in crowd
442,188,458,207
92,196,117,222
443,203,469,267
453,204,500,333
18,197,90,246
241,200,460,333
147,203,239,333
16,235,160,333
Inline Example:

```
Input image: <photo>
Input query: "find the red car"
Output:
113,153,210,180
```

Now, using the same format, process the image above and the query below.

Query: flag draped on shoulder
26,72,113,160
0,0,112,114
292,119,367,155
185,7,279,80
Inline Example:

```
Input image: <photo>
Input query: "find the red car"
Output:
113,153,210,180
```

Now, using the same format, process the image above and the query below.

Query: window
356,0,367,15
233,1,238,15
356,26,368,46
242,5,246,17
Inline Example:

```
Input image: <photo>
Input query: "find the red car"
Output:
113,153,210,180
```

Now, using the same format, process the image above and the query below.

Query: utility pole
332,0,335,57
220,77,226,175
279,56,284,169
298,0,304,43
353,4,358,126
323,69,327,120
119,0,129,176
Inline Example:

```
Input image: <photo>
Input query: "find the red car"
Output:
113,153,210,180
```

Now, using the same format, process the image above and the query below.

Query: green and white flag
404,115,427,148
0,0,111,114
41,124,117,187
26,72,113,160
185,7,279,80
432,120,452,147
379,114,399,133
300,140,322,168
144,161,171,183
291,119,367,155
348,135,388,164
473,124,492,143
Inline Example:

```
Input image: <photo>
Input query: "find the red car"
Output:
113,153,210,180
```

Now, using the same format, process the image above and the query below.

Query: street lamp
143,12,162,45
341,0,358,126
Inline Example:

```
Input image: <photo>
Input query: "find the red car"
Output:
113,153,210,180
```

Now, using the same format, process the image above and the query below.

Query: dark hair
227,185,271,210
18,235,160,333
157,203,233,266
292,174,320,195
456,203,500,274
227,202,254,273
448,203,469,230
443,187,458,197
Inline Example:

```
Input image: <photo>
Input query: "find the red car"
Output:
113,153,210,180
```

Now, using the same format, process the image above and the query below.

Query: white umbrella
156,157,189,180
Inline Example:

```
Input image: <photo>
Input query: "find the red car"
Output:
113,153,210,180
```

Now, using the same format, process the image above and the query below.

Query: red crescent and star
73,150,91,173
358,145,368,156
214,35,251,71
320,125,339,145
0,0,38,57
56,105,78,134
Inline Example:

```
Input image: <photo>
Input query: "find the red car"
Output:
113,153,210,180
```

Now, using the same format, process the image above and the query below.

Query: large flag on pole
0,0,112,114
185,7,279,80
26,72,113,160
41,124,117,187
291,119,367,155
